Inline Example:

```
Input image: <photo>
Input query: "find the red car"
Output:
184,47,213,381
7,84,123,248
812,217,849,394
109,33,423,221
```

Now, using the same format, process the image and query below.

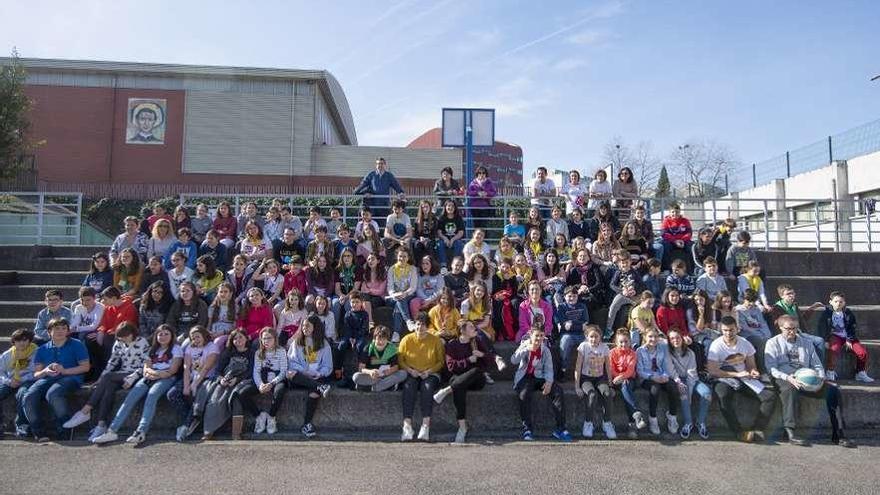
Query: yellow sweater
428,305,461,339
397,332,445,373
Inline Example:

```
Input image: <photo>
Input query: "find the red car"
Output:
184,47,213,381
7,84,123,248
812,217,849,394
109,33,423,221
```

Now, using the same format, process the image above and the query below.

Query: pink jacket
517,299,554,341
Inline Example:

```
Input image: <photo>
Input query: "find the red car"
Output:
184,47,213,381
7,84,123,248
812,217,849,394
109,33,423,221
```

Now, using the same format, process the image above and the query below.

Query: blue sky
3,0,879,184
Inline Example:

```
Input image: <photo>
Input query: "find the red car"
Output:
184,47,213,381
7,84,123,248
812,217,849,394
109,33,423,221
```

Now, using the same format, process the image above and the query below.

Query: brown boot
231,415,244,440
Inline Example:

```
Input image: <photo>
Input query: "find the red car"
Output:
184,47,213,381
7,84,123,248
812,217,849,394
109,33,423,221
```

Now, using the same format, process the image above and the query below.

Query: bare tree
669,140,739,198
602,136,660,197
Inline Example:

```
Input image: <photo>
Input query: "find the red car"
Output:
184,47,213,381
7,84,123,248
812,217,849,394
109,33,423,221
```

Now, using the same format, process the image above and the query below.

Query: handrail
0,191,83,245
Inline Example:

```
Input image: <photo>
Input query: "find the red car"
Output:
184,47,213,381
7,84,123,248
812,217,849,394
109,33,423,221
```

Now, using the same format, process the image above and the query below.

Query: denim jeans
557,333,585,375
437,239,465,268
611,379,641,418
23,376,81,437
680,381,712,426
385,295,415,335
109,376,176,435
0,382,32,434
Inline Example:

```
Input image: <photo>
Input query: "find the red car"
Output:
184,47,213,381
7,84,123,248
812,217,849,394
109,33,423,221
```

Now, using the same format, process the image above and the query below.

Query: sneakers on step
666,412,679,434
433,386,452,404
552,429,573,442
317,384,332,398
175,425,188,443
87,425,107,443
698,423,709,440
680,423,693,439
522,429,534,441
633,411,647,430
454,427,467,444
391,332,401,343
855,371,875,383
753,430,766,443
185,419,200,438
91,430,118,444
826,370,837,381
125,430,145,445
648,416,661,436
417,424,430,442
63,410,91,429
739,431,755,443
602,421,617,440
401,422,415,442
495,355,508,372
301,423,316,438
582,421,594,439
266,416,277,435
254,412,268,434
484,372,495,384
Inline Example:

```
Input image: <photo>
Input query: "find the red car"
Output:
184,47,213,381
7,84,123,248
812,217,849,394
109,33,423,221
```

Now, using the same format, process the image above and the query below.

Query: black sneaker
301,423,317,438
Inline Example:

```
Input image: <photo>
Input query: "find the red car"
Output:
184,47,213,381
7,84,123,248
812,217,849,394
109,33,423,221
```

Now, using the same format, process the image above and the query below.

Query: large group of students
0,159,872,447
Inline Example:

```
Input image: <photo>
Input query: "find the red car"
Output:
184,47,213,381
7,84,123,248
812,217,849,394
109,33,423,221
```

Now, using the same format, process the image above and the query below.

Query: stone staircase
1,245,879,437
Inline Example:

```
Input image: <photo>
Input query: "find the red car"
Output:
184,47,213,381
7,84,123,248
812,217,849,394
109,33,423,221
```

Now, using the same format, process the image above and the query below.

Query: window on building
791,202,834,225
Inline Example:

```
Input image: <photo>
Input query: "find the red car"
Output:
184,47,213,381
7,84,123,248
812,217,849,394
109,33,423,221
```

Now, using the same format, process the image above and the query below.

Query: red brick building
407,128,524,193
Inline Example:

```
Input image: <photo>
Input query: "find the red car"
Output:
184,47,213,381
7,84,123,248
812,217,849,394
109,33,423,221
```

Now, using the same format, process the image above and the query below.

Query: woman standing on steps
433,320,493,443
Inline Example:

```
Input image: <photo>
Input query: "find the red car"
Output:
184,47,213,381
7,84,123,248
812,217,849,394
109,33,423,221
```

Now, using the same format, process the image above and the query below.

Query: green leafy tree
655,165,671,198
0,48,39,179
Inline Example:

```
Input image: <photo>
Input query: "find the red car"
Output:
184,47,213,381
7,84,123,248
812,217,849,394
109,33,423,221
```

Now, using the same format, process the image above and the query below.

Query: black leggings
245,380,287,417
402,375,440,420
640,379,679,417
515,375,565,431
449,367,487,420
230,380,260,417
287,373,326,424
579,375,614,424
87,372,127,423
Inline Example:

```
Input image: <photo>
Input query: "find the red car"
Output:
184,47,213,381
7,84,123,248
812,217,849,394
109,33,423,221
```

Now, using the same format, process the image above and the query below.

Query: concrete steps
0,285,82,300
1,270,86,286
757,251,880,277
3,381,878,437
764,276,880,306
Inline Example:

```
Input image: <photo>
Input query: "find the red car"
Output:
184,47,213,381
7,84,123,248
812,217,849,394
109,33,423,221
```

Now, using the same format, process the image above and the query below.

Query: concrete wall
313,145,462,180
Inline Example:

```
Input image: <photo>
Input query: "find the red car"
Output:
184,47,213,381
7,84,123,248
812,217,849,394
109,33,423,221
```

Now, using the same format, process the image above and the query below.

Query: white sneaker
87,425,107,443
254,412,268,434
602,421,617,440
175,425,188,442
417,424,430,441
495,355,508,372
633,411,647,430
433,386,452,404
401,422,415,442
317,384,332,398
63,410,91,429
454,427,467,444
91,430,118,444
826,370,837,381
855,371,875,383
125,430,145,445
266,416,277,435
484,372,495,384
582,421,594,438
649,416,661,435
440,267,448,276
666,412,679,434
391,332,401,343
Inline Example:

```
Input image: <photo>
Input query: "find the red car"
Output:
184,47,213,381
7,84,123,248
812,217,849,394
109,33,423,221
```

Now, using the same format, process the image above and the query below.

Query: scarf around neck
11,343,37,381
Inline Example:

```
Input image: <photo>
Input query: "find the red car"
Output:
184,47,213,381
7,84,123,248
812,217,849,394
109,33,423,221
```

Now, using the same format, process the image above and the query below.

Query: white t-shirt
168,267,195,299
185,342,220,380
707,336,755,374
150,345,183,371
588,179,612,209
531,178,557,206
577,341,610,377
561,182,588,213
385,213,412,238
71,302,105,334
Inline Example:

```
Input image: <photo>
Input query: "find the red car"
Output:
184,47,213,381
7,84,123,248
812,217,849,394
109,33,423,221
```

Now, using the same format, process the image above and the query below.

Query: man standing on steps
354,157,404,228
765,315,854,447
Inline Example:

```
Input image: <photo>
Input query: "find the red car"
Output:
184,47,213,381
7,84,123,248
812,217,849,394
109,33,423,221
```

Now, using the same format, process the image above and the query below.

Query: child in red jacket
609,328,647,438
656,287,690,341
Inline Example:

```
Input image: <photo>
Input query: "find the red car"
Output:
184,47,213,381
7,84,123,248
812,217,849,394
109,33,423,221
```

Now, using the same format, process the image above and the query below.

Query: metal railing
0,192,83,245
738,118,880,192
178,192,880,253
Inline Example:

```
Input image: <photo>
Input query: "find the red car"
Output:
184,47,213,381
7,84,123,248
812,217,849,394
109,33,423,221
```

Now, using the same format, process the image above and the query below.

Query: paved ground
1,433,877,494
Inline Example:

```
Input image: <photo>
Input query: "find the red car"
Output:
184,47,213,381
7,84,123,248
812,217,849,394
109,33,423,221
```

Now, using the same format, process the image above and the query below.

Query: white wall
313,145,461,179
846,150,880,195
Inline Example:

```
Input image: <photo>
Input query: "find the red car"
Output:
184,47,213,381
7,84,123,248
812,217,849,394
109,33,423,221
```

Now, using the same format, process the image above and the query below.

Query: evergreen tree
655,165,671,197
0,48,37,179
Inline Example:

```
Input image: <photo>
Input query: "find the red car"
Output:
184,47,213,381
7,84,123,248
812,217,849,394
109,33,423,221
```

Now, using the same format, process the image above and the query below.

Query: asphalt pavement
1,433,877,494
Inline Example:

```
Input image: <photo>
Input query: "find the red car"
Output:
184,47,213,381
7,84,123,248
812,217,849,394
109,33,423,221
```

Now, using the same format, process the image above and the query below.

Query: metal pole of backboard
465,112,474,232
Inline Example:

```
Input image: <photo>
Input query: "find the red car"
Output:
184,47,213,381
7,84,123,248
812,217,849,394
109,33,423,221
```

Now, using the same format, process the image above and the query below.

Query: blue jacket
34,306,73,342
553,301,589,334
636,342,672,382
511,341,554,388
354,170,403,208
816,306,858,342
164,240,198,270
287,340,333,378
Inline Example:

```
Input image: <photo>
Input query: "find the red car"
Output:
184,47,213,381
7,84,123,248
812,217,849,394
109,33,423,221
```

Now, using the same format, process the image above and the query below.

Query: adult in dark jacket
354,157,404,226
